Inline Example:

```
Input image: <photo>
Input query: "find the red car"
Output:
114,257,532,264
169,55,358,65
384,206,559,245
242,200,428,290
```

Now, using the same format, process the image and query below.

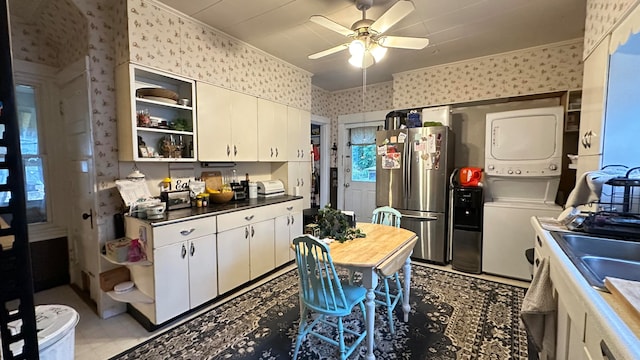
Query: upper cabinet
196,83,258,162
258,99,287,161
116,63,197,162
577,34,610,159
287,107,311,161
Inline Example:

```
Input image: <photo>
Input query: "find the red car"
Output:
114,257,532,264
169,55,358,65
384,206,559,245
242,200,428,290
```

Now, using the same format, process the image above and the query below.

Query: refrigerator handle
402,214,438,221
406,139,412,199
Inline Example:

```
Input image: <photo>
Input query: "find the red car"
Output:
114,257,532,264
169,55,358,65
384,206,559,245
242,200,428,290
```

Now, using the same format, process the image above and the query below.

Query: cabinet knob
181,244,187,258
287,216,290,225
245,227,249,239
227,145,231,156
251,226,255,237
286,206,293,211
300,178,304,186
245,215,254,221
275,148,279,157
234,145,238,156
190,242,195,256
290,215,294,224
271,148,274,157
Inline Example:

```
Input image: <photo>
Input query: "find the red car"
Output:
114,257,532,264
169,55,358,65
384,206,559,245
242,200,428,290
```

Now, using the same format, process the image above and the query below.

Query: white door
249,219,275,279
343,125,378,223
57,57,99,301
188,234,217,308
217,226,250,294
154,241,190,323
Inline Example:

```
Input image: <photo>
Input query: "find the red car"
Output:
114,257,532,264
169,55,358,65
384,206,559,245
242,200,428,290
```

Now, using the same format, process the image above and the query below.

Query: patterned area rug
112,263,529,359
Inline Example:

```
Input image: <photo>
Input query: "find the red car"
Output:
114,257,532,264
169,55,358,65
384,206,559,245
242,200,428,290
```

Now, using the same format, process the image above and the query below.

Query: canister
249,182,258,199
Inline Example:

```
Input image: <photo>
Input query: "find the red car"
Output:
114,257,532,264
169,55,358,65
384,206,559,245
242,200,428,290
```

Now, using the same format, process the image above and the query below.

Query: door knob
82,209,94,229
344,183,350,188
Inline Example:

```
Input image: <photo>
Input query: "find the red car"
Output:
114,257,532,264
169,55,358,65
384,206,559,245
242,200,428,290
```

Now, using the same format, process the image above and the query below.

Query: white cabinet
217,206,276,293
217,225,250,294
287,107,311,161
249,219,275,280
273,162,312,208
196,83,258,161
274,200,304,267
258,98,287,161
577,34,610,162
125,216,217,325
116,63,197,162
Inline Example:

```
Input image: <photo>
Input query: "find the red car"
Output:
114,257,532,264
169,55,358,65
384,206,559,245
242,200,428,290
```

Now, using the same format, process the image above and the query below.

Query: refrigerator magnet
414,141,426,152
398,132,407,143
390,136,397,143
382,153,401,169
377,145,387,155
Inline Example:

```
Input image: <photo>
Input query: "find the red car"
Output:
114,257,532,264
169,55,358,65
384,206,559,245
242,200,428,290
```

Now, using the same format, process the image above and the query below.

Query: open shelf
101,254,152,266
106,288,154,304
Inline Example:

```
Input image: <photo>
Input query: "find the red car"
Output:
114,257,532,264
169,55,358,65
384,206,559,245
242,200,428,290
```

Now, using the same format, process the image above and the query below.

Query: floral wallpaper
9,0,86,68
123,0,312,110
583,0,637,58
392,40,584,110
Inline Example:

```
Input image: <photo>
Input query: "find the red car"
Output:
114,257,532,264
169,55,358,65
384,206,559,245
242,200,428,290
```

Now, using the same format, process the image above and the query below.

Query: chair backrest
372,206,402,228
293,235,348,313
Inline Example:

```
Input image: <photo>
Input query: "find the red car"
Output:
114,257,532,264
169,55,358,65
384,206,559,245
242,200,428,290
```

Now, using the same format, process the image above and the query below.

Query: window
0,85,48,223
350,126,377,182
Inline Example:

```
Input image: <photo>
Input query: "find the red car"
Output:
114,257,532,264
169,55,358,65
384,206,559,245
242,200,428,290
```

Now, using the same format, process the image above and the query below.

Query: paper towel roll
294,186,301,196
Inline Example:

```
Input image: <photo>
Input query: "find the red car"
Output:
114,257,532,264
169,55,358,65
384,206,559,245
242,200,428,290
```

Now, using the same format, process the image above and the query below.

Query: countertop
133,195,303,226
531,217,640,358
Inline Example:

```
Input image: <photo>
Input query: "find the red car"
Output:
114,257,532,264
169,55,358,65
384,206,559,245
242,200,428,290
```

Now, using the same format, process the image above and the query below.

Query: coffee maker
228,169,247,201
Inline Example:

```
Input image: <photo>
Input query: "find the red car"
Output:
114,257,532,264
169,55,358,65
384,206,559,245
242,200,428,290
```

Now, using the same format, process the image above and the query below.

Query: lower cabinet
274,211,302,267
217,226,250,294
249,219,275,280
154,234,217,323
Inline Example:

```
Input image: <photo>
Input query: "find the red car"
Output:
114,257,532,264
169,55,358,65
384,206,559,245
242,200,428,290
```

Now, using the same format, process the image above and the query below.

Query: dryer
482,106,564,280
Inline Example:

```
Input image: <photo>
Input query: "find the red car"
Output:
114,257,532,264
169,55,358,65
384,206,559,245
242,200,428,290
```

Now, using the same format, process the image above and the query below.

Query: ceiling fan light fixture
349,51,375,69
349,39,366,56
370,43,387,62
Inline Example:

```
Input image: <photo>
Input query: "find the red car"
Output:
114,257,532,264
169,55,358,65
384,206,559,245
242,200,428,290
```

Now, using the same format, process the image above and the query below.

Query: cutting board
201,171,222,192
604,277,640,319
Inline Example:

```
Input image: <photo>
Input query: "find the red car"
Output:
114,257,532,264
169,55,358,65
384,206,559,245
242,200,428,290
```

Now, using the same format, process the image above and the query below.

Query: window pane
14,84,47,224
351,144,376,183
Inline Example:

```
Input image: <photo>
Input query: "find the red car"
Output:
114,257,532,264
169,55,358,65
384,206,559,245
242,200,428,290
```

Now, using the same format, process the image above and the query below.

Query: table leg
402,253,412,322
361,268,378,360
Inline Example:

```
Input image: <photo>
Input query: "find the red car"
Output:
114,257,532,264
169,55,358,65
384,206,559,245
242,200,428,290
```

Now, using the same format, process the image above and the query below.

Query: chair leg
338,316,346,360
293,306,309,360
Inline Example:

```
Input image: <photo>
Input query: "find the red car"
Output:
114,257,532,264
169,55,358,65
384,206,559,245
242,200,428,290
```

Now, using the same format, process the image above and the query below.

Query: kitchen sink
550,232,640,291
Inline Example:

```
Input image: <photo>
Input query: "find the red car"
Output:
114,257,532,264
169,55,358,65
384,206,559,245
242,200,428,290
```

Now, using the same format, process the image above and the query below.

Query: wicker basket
136,87,179,101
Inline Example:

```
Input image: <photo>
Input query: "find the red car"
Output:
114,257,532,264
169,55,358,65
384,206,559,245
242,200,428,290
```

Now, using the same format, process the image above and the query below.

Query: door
400,210,446,263
249,219,275,279
375,129,406,210
188,234,217,308
57,57,99,301
406,127,451,212
231,91,257,161
154,241,190,323
196,83,232,160
217,226,250,294
343,125,378,222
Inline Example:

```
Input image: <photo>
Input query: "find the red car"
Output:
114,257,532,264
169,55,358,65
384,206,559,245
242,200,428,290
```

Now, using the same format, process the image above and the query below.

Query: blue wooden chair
292,235,367,360
371,206,404,334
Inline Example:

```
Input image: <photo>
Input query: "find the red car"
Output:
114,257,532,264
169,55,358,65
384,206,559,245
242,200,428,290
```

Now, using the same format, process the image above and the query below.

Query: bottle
128,238,142,262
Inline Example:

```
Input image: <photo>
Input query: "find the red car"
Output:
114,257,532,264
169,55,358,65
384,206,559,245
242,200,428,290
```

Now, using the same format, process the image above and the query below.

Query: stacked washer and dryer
482,106,564,281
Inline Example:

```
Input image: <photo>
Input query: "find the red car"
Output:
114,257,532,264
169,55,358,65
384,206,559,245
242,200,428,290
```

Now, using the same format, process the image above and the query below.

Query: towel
520,257,556,359
564,167,627,208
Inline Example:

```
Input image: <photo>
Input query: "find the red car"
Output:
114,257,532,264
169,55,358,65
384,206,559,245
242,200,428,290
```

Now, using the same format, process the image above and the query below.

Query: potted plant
316,205,365,243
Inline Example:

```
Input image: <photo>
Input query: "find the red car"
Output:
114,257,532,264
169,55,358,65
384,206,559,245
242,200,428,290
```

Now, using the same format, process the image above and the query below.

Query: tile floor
32,263,529,359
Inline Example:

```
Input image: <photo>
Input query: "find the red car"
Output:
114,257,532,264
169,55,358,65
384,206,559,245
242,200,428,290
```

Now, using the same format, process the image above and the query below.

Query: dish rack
582,166,640,238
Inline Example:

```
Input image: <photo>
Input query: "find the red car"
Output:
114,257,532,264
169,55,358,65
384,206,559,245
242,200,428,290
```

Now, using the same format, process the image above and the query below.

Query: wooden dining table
327,222,418,360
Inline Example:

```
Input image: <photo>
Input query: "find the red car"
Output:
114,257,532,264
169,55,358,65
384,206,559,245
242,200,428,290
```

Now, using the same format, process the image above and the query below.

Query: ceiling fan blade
370,1,415,34
309,15,354,37
378,36,429,50
308,43,349,60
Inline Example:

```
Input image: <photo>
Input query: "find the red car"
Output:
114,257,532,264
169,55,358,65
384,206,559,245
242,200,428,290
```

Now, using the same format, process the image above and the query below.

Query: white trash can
2,304,79,360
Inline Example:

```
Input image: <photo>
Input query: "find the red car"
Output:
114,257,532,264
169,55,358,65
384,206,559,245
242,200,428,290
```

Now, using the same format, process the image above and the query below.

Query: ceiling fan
308,0,429,68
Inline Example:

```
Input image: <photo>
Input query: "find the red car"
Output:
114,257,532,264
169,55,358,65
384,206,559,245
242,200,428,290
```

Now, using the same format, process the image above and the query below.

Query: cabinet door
294,162,312,209
258,99,287,161
154,242,190,324
217,226,250,294
196,82,233,161
188,234,217,308
287,107,311,161
249,219,275,279
274,215,292,267
578,34,610,157
290,212,303,261
231,91,258,161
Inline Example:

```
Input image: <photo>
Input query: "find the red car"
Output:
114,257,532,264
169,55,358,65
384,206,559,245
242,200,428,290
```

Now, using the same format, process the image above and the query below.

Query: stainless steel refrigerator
376,126,454,264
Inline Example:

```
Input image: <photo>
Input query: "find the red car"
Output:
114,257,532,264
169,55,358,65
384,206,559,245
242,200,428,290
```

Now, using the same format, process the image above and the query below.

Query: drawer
153,216,216,248
273,199,303,215
217,206,273,232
